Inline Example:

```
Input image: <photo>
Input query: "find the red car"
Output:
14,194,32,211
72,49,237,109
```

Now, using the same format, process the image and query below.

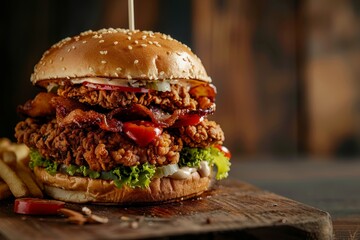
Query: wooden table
230,159,360,240
1,159,359,239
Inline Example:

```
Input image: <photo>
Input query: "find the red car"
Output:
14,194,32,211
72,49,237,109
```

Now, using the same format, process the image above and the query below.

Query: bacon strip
109,104,214,128
50,96,122,132
108,104,183,127
60,109,122,132
50,96,88,119
189,83,217,101
18,93,214,132
17,92,56,118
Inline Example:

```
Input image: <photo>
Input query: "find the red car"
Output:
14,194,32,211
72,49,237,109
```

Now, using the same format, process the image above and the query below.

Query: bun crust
34,167,212,204
31,28,211,85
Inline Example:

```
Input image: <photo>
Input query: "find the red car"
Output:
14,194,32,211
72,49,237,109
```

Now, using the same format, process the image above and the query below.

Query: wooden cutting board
0,180,333,240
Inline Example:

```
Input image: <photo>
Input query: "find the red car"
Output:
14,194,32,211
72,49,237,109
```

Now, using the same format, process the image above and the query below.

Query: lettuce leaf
29,145,230,190
29,150,58,175
179,147,231,180
112,163,155,189
179,147,212,168
29,150,155,189
209,147,231,179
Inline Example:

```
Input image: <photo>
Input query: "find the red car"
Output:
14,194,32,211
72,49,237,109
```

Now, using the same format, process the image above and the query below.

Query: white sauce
169,167,197,180
169,161,210,180
70,77,182,87
71,77,135,86
198,161,211,178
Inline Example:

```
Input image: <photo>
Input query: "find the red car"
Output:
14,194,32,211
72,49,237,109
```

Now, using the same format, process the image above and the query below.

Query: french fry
15,149,44,191
0,138,44,199
1,150,17,170
8,144,29,164
16,163,43,198
0,138,11,149
0,180,12,200
0,159,29,198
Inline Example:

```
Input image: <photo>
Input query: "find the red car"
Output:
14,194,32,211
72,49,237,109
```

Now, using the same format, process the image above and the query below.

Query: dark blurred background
1,0,360,159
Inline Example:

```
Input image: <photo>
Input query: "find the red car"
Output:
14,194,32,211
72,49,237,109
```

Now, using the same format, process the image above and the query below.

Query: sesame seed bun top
31,28,211,85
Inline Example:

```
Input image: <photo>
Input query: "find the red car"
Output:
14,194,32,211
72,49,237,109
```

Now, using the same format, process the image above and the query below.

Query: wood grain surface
0,180,333,240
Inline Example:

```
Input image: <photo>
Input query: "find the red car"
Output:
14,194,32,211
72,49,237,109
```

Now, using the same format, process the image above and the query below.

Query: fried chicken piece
57,84,214,111
15,118,182,171
177,119,224,148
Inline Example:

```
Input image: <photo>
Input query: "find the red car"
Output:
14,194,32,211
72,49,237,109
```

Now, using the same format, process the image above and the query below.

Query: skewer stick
128,0,135,31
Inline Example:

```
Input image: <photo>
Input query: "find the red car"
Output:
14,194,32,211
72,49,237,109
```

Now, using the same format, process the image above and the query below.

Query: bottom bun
34,167,213,204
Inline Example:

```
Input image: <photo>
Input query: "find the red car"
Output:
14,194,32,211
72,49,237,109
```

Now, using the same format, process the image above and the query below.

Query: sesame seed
127,75,132,79
127,36,131,40
155,43,161,47
67,48,71,52
134,40,139,44
80,30,93,36
71,46,76,49
114,72,119,77
99,40,104,43
134,60,139,64
60,57,64,61
116,67,122,71
49,59,53,64
148,41,153,45
159,71,165,75
141,74,146,77
100,50,108,55
141,44,147,47
82,40,87,44
128,45,133,50
62,67,66,71
114,41,119,45
142,35,147,40
88,66,94,71
101,60,107,64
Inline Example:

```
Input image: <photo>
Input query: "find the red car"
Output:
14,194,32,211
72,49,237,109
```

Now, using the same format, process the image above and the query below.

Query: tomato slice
14,198,65,215
83,82,149,93
214,145,231,159
172,114,204,127
123,120,162,147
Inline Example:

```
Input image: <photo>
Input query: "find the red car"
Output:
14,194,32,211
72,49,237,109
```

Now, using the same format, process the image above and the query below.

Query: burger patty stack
15,28,231,204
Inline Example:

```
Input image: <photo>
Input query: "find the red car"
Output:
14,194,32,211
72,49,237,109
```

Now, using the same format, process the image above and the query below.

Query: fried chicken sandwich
15,28,231,204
